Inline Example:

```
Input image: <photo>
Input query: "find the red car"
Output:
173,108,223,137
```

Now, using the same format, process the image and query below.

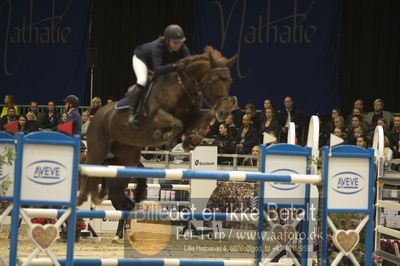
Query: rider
126,24,190,127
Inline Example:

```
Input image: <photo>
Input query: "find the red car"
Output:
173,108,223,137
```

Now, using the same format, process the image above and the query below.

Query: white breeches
132,55,148,87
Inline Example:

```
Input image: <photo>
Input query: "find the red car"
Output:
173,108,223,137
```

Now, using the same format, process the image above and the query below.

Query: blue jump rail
79,165,321,184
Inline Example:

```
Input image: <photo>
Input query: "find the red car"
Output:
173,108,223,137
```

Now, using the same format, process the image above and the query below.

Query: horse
78,46,237,241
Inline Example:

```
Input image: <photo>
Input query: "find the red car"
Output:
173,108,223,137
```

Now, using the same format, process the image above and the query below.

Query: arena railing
141,150,260,171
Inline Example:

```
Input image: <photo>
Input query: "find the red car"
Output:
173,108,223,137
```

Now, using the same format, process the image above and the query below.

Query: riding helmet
164,24,186,42
63,95,79,108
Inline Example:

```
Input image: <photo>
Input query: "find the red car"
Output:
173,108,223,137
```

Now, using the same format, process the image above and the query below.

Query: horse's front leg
152,108,183,142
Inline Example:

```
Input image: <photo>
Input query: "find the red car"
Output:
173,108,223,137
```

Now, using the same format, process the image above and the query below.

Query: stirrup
126,112,139,127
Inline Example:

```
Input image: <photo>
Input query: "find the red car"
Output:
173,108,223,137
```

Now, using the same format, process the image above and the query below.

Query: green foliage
0,146,16,197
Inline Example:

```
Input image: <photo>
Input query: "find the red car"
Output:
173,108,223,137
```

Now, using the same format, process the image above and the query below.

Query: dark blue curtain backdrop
193,0,343,114
0,0,91,105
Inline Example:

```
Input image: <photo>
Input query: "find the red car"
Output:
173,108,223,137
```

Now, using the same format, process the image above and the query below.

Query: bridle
177,66,230,109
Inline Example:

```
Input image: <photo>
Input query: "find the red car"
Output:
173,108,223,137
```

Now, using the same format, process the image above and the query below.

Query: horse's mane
179,46,227,66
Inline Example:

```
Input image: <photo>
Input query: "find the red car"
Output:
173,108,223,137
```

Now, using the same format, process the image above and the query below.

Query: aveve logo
268,169,300,191
26,160,67,185
331,171,365,195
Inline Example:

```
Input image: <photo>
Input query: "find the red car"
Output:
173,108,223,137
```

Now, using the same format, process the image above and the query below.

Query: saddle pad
114,96,130,110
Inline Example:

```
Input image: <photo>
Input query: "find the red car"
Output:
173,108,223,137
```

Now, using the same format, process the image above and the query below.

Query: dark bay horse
78,47,236,241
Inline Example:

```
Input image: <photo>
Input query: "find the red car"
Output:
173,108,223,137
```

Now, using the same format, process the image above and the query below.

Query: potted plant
59,218,87,242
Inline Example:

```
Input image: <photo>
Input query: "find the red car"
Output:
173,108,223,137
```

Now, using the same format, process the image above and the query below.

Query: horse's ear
208,51,217,68
225,54,238,68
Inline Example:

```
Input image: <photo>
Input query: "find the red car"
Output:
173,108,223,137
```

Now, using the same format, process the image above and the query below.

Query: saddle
114,78,156,117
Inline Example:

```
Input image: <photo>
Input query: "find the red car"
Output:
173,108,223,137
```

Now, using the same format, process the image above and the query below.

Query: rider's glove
175,62,186,72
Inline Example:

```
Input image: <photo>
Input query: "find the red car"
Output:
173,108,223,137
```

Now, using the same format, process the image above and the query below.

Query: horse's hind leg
152,108,183,142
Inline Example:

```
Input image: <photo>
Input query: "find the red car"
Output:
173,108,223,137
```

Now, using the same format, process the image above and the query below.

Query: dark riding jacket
134,38,190,75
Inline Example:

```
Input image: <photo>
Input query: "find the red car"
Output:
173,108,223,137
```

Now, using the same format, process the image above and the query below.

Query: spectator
356,136,368,148
18,116,28,134
39,101,61,131
366,98,393,131
1,95,20,118
347,115,368,137
345,107,367,128
329,127,348,145
1,107,18,130
225,114,238,140
228,96,243,128
88,97,102,116
242,145,260,166
383,136,393,161
107,97,115,104
25,111,39,132
324,108,341,135
171,135,190,163
349,126,364,145
245,103,261,132
81,110,91,139
236,114,259,154
391,115,400,158
260,107,280,137
61,113,68,123
263,99,277,115
353,99,367,120
333,116,345,131
278,96,305,144
215,123,236,165
26,101,40,118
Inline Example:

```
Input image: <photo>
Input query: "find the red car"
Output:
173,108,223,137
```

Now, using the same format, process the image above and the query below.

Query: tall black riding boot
126,84,145,127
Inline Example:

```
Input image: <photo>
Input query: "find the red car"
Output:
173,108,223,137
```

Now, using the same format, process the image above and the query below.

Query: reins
177,66,230,108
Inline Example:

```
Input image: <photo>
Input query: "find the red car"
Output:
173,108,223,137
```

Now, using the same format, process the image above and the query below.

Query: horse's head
198,48,237,122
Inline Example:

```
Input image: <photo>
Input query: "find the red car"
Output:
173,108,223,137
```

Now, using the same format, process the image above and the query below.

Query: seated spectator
242,145,260,167
346,115,368,137
88,97,102,116
215,123,236,164
228,96,243,128
383,136,393,161
391,115,400,158
25,111,39,132
1,107,18,130
349,126,364,145
278,96,305,144
40,101,61,131
356,136,368,148
263,99,277,115
18,116,28,134
369,118,394,146
1,95,20,118
366,98,393,131
106,96,115,104
26,101,41,118
327,127,348,145
261,107,280,137
345,107,367,128
61,112,68,123
171,135,190,163
81,110,91,139
245,103,261,132
333,116,345,132
324,108,341,135
236,114,259,154
225,114,238,140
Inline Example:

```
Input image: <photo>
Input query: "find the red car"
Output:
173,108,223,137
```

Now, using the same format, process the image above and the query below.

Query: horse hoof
153,129,162,140
77,195,87,206
111,236,119,244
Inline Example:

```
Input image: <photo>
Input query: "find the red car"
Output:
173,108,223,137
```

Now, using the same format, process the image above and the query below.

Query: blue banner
193,0,342,114
0,0,90,105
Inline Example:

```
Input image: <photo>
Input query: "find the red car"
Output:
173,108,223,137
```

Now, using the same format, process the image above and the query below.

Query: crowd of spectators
1,94,400,162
